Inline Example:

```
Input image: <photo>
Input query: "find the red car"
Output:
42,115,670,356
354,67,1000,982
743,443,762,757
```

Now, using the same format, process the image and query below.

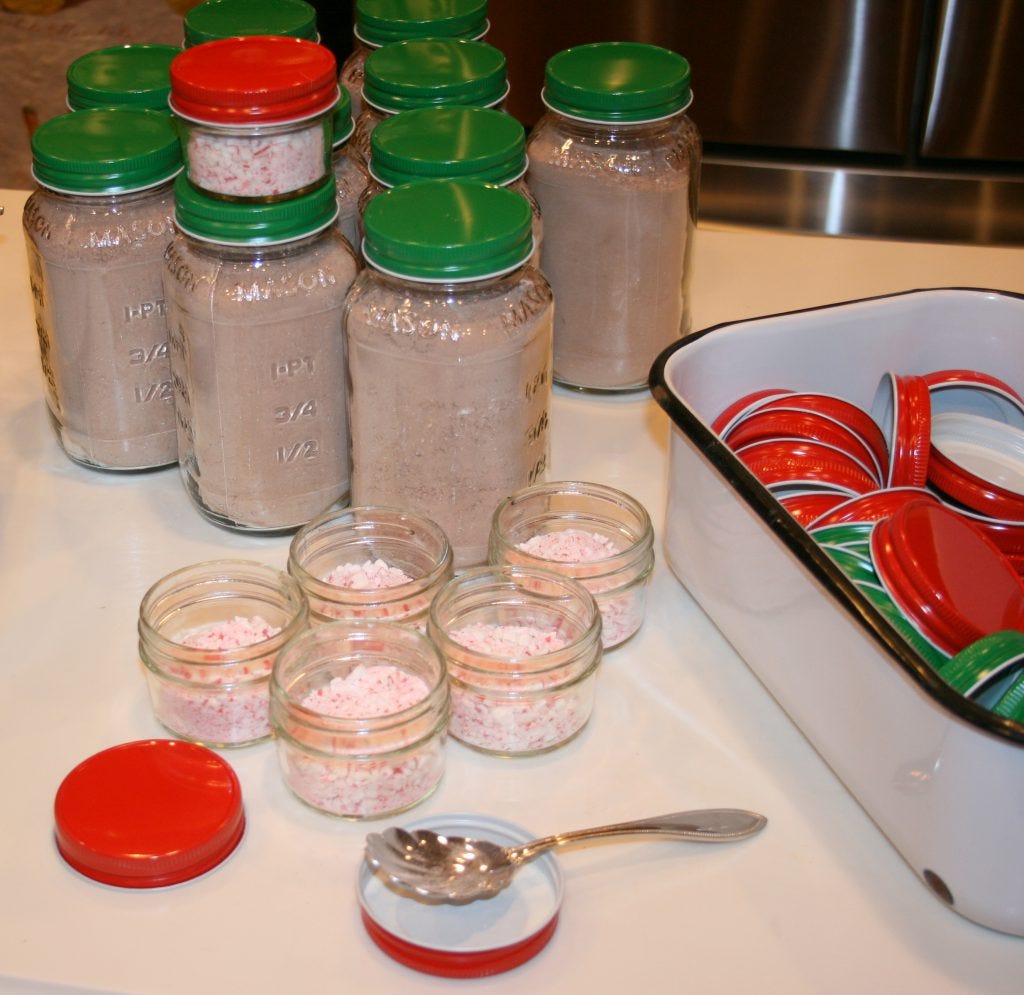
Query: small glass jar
288,506,453,627
163,174,358,532
183,0,319,47
138,559,308,748
66,44,181,112
345,179,552,568
428,564,602,756
331,87,369,253
340,0,489,120
169,36,338,201
351,37,508,163
270,620,449,818
526,42,701,392
22,107,181,471
360,105,542,264
489,481,655,649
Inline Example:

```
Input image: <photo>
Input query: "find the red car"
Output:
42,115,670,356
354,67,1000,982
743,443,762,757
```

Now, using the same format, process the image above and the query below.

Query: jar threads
288,506,454,627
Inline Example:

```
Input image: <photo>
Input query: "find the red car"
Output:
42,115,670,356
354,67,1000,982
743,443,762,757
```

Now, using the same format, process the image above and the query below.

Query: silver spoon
364,807,767,903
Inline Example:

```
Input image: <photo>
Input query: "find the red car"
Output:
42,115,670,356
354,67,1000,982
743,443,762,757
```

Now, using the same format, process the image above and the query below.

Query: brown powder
162,229,358,531
345,270,553,567
22,186,178,469
526,114,698,392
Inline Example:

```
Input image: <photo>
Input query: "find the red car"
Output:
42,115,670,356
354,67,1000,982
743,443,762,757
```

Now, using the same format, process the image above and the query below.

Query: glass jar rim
428,564,603,674
270,620,449,732
138,558,308,667
490,480,655,580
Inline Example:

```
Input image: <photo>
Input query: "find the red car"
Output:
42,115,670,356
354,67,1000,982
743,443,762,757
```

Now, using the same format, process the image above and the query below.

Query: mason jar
162,174,358,532
288,506,453,627
360,104,541,264
489,480,655,649
344,179,552,568
169,36,338,201
183,0,319,47
66,43,180,112
350,37,508,163
339,0,489,120
331,86,369,253
22,107,181,471
270,620,449,818
138,558,308,748
526,42,701,392
428,564,603,756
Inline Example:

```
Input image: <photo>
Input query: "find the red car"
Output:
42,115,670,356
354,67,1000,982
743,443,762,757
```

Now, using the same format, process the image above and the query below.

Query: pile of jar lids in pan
714,368,1024,724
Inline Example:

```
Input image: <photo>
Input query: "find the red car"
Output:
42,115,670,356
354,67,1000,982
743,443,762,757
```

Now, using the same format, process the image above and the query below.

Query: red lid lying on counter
54,739,245,888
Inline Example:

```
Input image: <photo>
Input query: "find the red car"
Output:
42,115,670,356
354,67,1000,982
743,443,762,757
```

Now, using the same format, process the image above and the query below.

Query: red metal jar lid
870,499,1024,655
54,739,245,888
358,812,562,978
169,36,338,124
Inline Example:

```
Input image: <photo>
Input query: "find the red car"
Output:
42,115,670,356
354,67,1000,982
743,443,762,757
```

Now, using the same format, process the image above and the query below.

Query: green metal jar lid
332,86,355,147
173,173,339,244
355,0,488,46
184,0,318,46
369,105,525,187
66,44,181,111
542,41,692,123
31,108,182,194
362,38,508,113
362,178,532,281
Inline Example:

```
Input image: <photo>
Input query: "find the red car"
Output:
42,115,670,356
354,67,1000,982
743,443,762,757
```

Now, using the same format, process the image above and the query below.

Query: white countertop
1,187,1022,994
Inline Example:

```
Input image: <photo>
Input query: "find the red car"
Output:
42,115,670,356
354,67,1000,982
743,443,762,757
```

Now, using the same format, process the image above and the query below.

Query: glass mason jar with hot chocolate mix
340,0,490,120
162,175,358,532
526,42,701,393
344,179,553,569
22,107,181,471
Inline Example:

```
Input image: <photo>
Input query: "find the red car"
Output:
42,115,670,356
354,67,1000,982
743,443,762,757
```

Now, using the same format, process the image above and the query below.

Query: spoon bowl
364,807,767,903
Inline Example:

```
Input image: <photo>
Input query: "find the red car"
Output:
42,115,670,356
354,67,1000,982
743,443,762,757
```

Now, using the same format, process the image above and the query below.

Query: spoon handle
512,808,767,862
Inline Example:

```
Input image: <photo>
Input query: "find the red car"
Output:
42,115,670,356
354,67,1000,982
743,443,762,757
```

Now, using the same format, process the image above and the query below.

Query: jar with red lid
169,36,339,201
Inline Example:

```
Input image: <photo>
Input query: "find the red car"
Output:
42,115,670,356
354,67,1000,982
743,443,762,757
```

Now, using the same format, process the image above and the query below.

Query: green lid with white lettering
369,105,525,187
173,174,338,244
184,0,318,46
355,0,488,46
542,42,691,123
31,108,182,194
66,44,181,111
362,38,507,113
362,178,532,280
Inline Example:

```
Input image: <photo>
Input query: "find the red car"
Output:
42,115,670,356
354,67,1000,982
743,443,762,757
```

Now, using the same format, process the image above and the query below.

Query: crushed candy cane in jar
186,125,326,199
322,558,413,588
149,615,281,746
446,622,596,755
516,529,645,648
277,664,445,818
